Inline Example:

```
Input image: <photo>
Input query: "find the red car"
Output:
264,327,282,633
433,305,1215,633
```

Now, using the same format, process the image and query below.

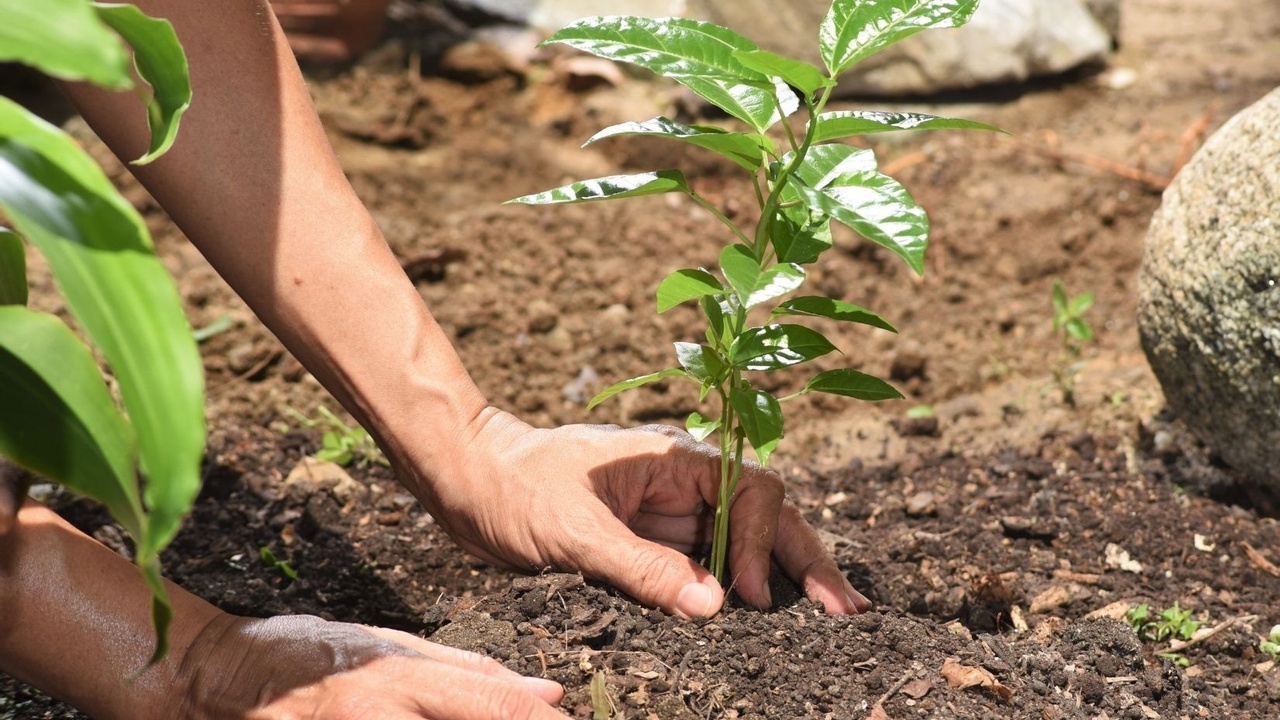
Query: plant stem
711,390,736,582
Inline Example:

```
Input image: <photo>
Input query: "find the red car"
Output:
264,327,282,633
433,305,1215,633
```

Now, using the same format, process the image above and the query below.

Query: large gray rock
1138,88,1280,493
448,0,1120,96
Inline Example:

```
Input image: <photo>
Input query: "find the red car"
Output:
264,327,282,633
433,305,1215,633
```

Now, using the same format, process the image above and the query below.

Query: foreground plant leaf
794,173,929,275
586,117,767,171
730,324,837,371
685,411,721,443
0,0,132,88
802,368,903,401
773,296,897,332
811,110,1004,143
675,342,725,384
506,170,690,205
656,268,724,313
544,16,797,132
720,244,805,309
821,0,981,76
729,387,783,466
586,368,686,411
93,3,192,164
732,49,830,99
0,97,205,562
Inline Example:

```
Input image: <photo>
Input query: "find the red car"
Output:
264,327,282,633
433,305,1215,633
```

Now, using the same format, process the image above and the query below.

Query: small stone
905,491,937,517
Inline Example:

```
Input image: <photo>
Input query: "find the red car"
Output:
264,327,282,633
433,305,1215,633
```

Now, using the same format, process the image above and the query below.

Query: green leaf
93,3,192,164
0,97,205,560
1069,292,1095,316
0,0,132,88
587,368,686,411
730,324,837,371
0,228,26,306
0,306,143,538
656,268,724,313
732,49,829,98
719,244,805,309
544,16,797,132
1065,318,1093,342
507,170,690,205
729,387,783,466
793,173,929,275
803,369,903,401
686,411,721,443
821,0,981,76
702,295,731,346
811,110,1005,143
1052,279,1069,315
675,342,724,383
770,208,833,265
790,144,878,189
772,296,897,332
586,117,767,171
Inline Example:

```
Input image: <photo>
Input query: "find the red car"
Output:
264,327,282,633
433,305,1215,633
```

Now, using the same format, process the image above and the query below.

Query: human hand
176,614,565,719
401,408,871,619
0,460,31,536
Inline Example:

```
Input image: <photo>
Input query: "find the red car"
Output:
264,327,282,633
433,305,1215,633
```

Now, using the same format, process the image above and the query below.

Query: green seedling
509,0,1000,582
0,0,195,663
1049,278,1095,406
1128,603,1202,643
1258,624,1280,658
281,405,388,468
259,546,299,580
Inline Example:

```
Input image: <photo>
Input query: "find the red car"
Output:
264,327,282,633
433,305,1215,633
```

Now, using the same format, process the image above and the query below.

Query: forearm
0,501,222,720
61,0,487,491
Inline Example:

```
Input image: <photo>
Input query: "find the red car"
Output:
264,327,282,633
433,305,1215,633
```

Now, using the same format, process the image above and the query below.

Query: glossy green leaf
656,268,724,313
790,144,878,189
793,173,929,275
587,368,686,411
544,16,797,132
729,387,782,466
507,170,690,206
0,97,205,560
770,208,833,265
586,117,767,171
732,49,829,98
94,3,192,164
719,244,805,309
772,296,897,332
0,228,25,306
686,412,720,443
0,306,142,537
729,324,837,371
803,368,903,401
821,0,980,76
675,342,724,383
811,110,1004,143
0,0,132,88
701,295,731,346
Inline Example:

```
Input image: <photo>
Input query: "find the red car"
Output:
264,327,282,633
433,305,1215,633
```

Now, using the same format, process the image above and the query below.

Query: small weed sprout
1259,625,1280,658
1128,603,1203,667
509,0,1000,582
1049,278,1095,406
281,405,388,468
258,546,299,580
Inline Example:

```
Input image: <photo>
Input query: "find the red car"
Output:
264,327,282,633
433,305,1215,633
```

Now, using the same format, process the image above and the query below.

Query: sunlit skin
0,1,870,717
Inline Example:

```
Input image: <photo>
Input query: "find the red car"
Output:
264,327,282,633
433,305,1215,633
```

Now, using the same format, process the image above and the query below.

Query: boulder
1137,88,1280,495
445,0,1121,96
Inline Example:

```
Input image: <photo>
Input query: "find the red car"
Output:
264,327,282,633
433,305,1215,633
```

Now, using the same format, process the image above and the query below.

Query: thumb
572,516,723,620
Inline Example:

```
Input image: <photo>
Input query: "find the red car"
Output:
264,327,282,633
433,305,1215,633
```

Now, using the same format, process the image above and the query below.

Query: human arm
0,499,566,720
61,0,869,617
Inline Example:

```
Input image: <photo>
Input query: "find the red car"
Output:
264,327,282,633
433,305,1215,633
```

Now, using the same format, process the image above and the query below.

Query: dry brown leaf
1242,542,1280,578
902,678,934,699
941,657,1014,702
868,703,891,720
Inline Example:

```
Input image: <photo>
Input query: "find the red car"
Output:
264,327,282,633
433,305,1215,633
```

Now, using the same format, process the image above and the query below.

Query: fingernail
846,591,873,613
675,582,717,620
759,577,773,608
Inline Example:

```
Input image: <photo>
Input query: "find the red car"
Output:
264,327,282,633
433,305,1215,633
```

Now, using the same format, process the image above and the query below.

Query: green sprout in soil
1128,603,1203,667
258,545,299,580
1049,278,1095,406
1258,624,1280,659
509,0,1001,583
281,405,388,468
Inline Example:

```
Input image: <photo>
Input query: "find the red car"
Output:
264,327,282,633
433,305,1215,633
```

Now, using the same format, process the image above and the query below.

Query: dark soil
6,0,1280,718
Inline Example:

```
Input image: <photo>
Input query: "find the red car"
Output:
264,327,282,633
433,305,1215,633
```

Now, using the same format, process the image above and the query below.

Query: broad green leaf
0,0,132,88
0,228,25,306
719,244,805,309
729,386,783,466
793,173,929,275
587,368,686,411
821,0,980,76
0,97,205,560
790,144,878,189
94,3,192,164
803,368,903,401
586,117,767,171
1069,293,1095,316
811,110,1004,143
730,324,837,371
770,208,833,265
656,268,724,313
773,296,897,332
732,49,829,98
544,16,797,132
675,342,724,383
686,411,721,443
0,306,142,537
507,170,689,205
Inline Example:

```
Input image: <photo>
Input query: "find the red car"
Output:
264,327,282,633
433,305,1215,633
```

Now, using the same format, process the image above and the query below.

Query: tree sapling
509,0,1001,584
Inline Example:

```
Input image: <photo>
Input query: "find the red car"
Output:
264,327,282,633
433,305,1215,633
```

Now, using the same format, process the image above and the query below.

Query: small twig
872,667,916,710
1241,542,1280,578
1159,614,1258,654
1171,101,1218,177
1017,140,1171,191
